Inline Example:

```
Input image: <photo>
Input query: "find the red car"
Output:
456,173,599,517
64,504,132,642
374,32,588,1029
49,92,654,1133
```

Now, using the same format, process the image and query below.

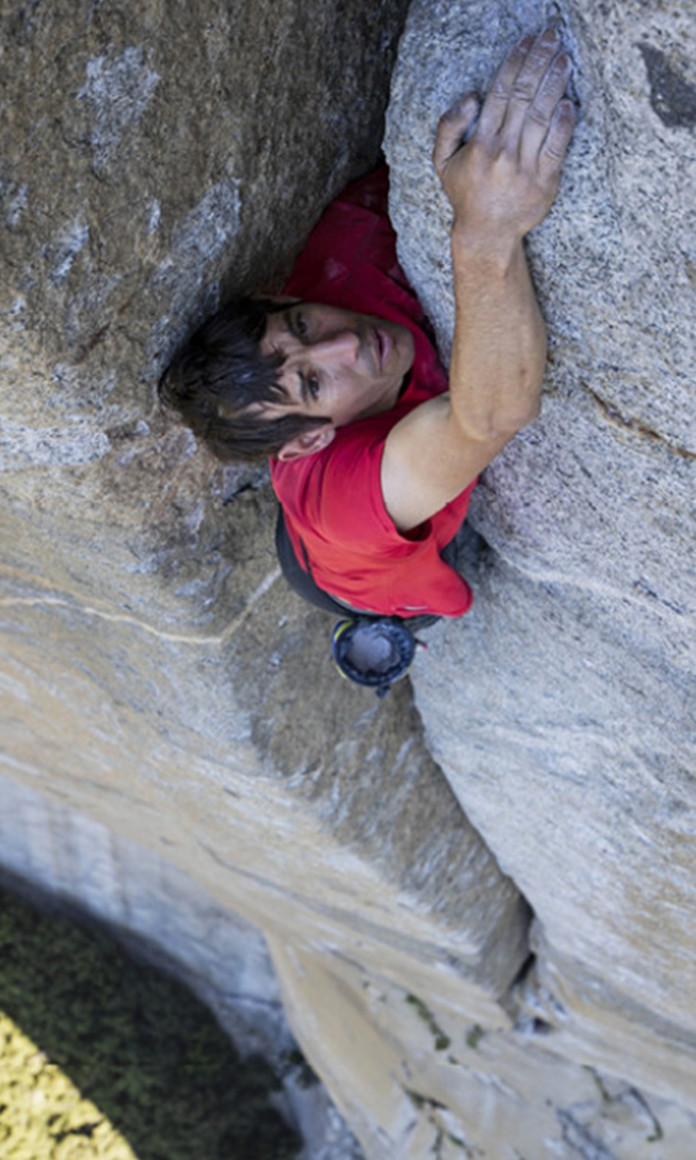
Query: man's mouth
373,326,391,371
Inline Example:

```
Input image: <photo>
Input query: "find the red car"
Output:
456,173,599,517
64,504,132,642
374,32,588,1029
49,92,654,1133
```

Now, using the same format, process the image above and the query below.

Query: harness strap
275,505,363,616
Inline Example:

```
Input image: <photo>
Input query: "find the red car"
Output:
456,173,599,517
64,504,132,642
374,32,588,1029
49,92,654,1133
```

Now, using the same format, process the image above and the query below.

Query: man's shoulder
271,416,406,557
270,365,448,500
271,407,395,483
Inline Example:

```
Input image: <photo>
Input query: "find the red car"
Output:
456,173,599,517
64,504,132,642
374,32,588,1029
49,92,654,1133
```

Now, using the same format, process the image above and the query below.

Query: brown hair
159,298,328,462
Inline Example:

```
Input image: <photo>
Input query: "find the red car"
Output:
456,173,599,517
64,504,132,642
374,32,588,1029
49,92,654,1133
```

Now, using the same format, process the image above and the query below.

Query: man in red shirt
162,29,575,625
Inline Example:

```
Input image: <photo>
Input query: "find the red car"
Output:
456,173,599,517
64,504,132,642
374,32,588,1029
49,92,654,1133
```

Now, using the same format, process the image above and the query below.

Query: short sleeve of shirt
285,414,427,548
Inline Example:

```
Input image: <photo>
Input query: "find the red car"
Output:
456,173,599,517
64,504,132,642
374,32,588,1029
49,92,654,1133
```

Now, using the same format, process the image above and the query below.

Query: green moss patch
0,889,300,1160
404,993,451,1052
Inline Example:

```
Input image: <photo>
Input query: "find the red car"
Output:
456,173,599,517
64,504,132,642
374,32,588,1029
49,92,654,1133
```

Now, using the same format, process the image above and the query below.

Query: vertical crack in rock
625,1088,664,1143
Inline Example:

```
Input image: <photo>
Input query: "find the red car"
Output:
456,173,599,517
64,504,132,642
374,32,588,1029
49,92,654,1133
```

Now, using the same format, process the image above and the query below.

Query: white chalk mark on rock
77,47,160,165
45,218,89,286
0,418,111,469
0,568,282,645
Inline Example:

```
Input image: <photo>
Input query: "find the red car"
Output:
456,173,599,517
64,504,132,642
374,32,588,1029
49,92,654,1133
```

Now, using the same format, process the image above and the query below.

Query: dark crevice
510,951,536,991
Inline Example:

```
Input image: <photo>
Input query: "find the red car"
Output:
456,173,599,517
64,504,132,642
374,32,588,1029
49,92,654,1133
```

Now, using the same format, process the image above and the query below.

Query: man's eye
295,313,308,338
307,373,320,400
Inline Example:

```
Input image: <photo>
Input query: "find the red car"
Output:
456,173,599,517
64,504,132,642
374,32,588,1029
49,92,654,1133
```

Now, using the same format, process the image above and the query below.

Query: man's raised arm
381,27,576,533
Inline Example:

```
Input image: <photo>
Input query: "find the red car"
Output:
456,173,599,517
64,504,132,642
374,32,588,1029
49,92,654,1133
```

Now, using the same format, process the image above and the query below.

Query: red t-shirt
270,166,475,618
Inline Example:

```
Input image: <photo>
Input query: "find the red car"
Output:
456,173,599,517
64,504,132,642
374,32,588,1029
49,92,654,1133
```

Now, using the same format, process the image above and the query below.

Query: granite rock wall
2,0,696,1157
1,1,525,1155
384,0,696,1131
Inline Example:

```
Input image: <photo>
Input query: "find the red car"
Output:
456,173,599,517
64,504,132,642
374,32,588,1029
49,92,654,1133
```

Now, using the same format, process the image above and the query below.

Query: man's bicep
380,395,511,533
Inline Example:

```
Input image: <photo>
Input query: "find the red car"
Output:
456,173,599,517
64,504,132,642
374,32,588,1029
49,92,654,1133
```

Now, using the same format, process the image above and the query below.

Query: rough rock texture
1,1,527,1156
384,0,696,1130
2,0,696,1157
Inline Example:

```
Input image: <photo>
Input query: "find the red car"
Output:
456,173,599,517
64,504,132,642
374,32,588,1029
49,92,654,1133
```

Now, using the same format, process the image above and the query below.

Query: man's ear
276,423,335,462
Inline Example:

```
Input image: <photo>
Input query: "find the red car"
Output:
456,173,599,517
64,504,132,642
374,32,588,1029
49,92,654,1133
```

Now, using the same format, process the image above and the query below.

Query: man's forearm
380,29,574,534
447,225,547,444
432,28,575,447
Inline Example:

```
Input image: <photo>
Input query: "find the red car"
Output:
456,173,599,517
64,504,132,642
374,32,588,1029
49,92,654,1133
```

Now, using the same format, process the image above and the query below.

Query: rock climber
160,28,575,686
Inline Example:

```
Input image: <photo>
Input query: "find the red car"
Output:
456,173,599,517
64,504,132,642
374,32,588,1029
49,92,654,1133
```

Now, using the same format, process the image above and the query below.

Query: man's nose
312,329,360,362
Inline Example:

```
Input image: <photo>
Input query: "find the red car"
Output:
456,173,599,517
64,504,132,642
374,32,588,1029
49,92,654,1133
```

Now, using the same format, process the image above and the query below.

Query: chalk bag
330,617,417,697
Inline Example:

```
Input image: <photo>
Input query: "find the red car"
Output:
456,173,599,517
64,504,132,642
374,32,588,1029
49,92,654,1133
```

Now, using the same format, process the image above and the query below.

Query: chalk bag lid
330,617,416,697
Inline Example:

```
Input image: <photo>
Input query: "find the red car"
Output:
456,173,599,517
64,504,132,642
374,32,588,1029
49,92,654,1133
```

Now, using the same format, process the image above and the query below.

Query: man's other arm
381,27,576,533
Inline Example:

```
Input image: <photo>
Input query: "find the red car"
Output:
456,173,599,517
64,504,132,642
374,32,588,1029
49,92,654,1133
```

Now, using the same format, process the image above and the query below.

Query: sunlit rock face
1,1,527,1157
3,0,696,1157
385,0,696,1129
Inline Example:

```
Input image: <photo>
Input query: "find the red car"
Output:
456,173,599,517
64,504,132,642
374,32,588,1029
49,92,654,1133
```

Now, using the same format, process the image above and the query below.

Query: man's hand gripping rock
433,26,576,250
381,28,576,535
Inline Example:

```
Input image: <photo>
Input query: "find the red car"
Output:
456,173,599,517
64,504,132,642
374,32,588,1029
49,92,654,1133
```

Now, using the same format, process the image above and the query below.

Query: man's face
258,301,415,429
